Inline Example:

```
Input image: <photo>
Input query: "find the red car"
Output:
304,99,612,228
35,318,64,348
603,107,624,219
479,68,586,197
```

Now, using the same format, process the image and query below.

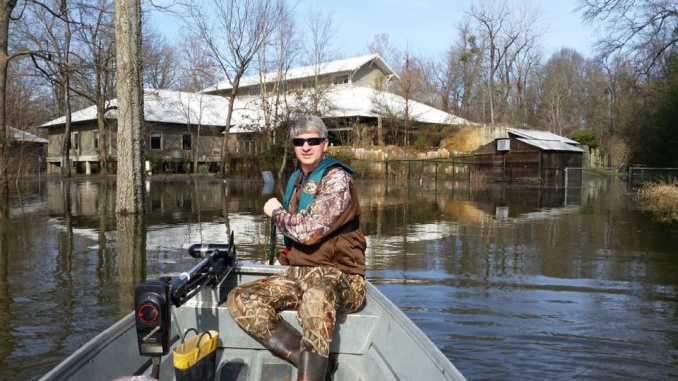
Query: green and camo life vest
282,157,354,247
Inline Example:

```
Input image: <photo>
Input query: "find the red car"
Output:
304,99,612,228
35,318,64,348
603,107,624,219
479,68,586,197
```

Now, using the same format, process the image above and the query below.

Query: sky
149,0,600,62
294,0,598,59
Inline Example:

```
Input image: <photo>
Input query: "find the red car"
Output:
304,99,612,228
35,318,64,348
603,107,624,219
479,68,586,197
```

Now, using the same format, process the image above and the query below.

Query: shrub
570,130,599,149
634,178,678,222
147,153,165,173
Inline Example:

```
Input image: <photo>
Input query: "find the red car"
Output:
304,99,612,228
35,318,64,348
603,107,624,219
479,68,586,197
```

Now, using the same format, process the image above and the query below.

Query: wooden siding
473,138,583,184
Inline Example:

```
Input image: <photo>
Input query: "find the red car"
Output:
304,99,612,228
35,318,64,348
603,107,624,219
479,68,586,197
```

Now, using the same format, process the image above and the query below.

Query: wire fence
626,167,678,187
347,159,473,182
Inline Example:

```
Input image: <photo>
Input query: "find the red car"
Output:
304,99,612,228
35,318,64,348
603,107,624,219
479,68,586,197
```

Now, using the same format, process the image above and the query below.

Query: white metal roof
40,90,256,132
234,85,473,126
507,128,580,145
516,138,585,152
40,84,472,136
201,54,399,93
322,85,473,125
10,127,47,143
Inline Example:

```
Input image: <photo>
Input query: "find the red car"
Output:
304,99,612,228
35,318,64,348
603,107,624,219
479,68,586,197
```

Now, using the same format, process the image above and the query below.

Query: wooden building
473,128,584,185
7,127,48,174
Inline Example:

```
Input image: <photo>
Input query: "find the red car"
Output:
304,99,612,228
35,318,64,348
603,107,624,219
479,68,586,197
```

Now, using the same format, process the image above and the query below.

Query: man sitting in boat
227,115,366,380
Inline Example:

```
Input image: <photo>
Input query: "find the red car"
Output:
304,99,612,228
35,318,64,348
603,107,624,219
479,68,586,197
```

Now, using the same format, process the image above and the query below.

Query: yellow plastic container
173,329,219,381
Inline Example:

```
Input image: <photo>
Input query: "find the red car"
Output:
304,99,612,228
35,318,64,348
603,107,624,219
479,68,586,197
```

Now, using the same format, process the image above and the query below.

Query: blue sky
149,0,599,61
296,0,597,59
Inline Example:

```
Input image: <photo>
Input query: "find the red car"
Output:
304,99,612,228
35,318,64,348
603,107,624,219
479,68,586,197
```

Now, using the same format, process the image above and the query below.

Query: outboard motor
132,234,236,378
135,280,172,356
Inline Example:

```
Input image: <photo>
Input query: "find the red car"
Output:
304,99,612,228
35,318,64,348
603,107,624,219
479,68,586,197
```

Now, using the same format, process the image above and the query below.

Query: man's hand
263,198,283,217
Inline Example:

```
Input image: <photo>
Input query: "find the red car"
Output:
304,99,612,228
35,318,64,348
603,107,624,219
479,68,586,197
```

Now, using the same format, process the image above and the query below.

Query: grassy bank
634,179,678,222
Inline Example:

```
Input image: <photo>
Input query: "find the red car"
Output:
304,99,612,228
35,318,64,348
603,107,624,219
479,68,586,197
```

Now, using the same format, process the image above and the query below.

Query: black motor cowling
134,280,171,356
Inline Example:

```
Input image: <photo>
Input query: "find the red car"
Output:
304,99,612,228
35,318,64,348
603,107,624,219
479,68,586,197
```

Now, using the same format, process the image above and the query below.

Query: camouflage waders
227,266,366,357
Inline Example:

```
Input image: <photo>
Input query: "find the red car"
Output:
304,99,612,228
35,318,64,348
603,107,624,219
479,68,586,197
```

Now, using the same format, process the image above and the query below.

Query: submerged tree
114,0,145,214
0,0,19,200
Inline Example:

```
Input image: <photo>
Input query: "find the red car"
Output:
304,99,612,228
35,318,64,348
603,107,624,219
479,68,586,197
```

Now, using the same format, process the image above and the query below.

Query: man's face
292,132,328,173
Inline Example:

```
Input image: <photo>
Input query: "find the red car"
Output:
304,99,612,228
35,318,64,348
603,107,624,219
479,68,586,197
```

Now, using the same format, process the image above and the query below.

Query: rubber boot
297,350,329,381
267,320,302,366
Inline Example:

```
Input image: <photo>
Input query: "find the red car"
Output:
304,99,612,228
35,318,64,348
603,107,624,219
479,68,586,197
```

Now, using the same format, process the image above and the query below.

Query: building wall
352,65,383,87
145,122,224,163
473,138,583,184
44,120,236,174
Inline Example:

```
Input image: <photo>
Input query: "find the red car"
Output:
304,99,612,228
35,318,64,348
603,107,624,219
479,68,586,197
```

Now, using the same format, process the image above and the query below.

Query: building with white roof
39,54,475,175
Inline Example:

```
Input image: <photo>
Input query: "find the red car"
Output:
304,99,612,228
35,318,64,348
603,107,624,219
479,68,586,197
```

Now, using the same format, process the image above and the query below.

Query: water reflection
1,178,677,380
116,214,147,315
0,195,13,375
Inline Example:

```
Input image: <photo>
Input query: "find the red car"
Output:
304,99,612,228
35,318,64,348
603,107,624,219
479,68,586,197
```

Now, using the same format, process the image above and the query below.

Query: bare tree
467,0,512,124
390,49,424,145
536,48,588,135
16,0,117,176
175,34,219,92
293,5,339,115
467,0,542,125
115,0,145,214
444,23,484,121
17,0,76,177
367,33,400,67
143,27,178,89
179,0,284,178
0,0,19,200
60,0,73,177
256,0,297,141
578,0,678,76
72,0,117,175
253,1,298,179
500,2,542,124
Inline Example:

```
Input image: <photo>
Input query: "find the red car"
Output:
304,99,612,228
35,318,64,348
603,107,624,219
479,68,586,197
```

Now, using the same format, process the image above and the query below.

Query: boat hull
42,263,466,381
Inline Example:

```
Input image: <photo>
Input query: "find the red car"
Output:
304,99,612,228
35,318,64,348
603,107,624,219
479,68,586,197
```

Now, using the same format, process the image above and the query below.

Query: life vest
282,157,354,247
283,157,354,212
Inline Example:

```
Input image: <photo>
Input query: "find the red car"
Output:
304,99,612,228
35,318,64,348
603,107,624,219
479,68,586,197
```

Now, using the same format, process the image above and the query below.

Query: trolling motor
134,232,236,376
135,280,172,356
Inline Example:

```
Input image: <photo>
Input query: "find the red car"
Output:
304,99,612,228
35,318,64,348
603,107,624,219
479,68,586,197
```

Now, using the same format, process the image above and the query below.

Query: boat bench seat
173,303,380,355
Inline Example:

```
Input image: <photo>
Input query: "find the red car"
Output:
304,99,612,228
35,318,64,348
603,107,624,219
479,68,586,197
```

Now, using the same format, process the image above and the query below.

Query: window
182,134,192,151
249,87,261,96
332,74,349,85
70,131,80,150
93,131,99,150
150,131,163,150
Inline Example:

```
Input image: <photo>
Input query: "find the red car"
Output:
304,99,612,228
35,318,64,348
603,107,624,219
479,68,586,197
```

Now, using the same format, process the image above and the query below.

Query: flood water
0,176,677,381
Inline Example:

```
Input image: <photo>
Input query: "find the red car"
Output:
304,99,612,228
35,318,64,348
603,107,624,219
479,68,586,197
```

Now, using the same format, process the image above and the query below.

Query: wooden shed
472,128,584,185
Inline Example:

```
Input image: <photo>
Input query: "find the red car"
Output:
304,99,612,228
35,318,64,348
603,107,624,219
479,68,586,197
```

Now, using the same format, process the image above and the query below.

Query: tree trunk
97,103,108,175
60,0,72,178
219,91,236,178
115,0,145,214
0,0,16,201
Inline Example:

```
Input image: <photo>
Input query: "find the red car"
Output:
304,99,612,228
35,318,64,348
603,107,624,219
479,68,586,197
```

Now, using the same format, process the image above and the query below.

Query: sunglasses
292,137,326,147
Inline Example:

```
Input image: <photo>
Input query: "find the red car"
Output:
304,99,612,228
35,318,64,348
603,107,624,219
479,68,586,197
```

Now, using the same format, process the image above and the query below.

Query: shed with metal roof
472,129,584,185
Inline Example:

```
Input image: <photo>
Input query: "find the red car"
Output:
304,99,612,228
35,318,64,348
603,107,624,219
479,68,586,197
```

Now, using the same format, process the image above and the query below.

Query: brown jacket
274,166,366,276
